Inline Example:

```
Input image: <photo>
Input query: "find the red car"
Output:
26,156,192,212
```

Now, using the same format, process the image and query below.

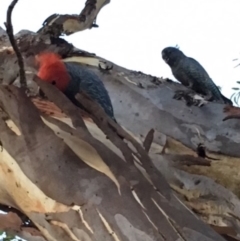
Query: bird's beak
37,86,47,99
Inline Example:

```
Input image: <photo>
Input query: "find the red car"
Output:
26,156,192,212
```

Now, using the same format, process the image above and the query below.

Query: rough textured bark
0,1,240,241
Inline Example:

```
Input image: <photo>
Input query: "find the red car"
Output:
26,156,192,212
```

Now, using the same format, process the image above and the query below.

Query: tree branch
37,0,110,36
223,105,240,121
4,0,27,89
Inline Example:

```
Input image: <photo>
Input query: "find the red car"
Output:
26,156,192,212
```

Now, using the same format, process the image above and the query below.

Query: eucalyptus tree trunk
0,1,240,241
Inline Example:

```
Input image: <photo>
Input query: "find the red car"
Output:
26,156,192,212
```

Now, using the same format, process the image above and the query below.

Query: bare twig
223,105,240,121
4,0,27,89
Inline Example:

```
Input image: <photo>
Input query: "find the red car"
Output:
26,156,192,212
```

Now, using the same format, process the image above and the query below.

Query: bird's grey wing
65,62,115,119
175,57,223,101
171,62,193,87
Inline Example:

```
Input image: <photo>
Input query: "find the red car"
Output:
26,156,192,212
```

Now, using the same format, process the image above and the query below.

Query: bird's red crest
36,52,62,66
36,52,70,92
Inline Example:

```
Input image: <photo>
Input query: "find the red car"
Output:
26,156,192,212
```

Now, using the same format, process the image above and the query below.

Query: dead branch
37,0,111,36
223,105,240,121
4,0,27,88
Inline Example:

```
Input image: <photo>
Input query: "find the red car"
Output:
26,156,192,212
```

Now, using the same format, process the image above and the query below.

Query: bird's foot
191,94,209,107
173,90,208,107
173,90,186,100
173,90,195,102
203,92,214,102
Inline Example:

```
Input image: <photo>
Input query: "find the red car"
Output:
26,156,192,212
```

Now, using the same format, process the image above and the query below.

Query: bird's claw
173,90,186,100
173,90,208,107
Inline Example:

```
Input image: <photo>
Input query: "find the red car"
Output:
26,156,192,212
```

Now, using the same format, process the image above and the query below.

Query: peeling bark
0,2,240,241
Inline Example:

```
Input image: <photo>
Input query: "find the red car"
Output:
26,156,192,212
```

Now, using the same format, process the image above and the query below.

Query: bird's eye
51,81,56,85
